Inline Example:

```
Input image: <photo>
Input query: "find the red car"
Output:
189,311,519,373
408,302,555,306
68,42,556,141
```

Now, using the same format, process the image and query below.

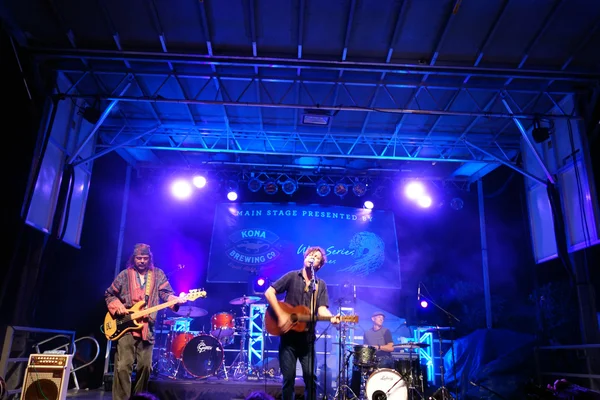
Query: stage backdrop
207,203,401,288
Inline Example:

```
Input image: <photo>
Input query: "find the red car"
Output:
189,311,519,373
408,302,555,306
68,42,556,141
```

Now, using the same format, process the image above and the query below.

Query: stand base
429,386,455,400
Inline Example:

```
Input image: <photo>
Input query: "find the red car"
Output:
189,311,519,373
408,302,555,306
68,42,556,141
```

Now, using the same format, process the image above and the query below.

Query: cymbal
394,342,430,349
174,306,208,317
229,295,261,305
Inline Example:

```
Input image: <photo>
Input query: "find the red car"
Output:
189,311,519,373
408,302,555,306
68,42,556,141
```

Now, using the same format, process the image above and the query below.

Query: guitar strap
144,268,153,306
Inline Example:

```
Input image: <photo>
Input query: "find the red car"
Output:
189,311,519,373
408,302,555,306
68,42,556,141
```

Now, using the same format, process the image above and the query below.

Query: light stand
419,293,459,400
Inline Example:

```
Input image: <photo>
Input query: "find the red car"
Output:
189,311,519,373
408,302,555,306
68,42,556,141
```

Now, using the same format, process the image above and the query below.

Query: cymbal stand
332,322,358,400
229,301,250,380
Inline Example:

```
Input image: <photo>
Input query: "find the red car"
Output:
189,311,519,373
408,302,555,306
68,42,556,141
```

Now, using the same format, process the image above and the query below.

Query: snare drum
171,332,195,359
211,312,235,345
353,345,377,367
366,368,408,400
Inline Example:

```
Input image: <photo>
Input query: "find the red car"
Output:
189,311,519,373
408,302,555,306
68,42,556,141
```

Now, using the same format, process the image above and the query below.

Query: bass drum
181,334,224,378
366,368,408,400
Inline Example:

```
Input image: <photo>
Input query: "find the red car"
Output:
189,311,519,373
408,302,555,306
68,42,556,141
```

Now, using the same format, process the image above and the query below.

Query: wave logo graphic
226,229,280,266
339,231,385,276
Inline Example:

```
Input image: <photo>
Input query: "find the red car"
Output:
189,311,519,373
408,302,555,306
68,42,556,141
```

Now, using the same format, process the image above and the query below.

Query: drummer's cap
371,311,385,318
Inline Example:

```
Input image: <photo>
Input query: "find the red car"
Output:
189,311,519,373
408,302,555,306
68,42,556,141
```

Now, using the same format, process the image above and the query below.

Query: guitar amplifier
20,354,72,400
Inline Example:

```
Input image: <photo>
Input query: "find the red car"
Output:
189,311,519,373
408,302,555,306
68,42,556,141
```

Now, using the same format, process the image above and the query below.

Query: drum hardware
227,295,259,379
332,322,359,400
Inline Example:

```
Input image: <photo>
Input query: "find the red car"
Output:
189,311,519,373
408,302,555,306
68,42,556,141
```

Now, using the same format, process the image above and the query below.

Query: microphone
417,283,421,300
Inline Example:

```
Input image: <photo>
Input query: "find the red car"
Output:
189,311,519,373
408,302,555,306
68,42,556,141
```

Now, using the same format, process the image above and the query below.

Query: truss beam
30,47,600,83
94,126,519,165
62,92,580,120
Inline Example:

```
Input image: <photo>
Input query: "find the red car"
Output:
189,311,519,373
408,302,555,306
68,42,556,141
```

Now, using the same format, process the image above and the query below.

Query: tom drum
171,332,195,359
210,312,235,345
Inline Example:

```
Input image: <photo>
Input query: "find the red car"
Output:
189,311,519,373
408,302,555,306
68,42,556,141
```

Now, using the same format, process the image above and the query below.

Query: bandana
133,243,151,256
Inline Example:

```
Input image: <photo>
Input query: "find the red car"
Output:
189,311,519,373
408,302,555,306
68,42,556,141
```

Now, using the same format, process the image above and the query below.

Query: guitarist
264,246,340,400
104,243,186,400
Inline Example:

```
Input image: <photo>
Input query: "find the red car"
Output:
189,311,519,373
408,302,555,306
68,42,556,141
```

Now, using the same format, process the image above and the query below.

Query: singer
264,246,340,400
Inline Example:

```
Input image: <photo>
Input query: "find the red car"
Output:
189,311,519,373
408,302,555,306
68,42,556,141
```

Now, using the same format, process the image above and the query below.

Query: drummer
364,311,395,368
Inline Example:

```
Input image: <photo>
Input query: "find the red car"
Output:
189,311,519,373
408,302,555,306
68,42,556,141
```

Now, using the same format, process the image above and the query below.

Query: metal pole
67,82,132,165
478,179,492,329
104,164,132,376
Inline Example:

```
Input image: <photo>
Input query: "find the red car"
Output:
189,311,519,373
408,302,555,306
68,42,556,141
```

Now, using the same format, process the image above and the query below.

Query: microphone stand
309,262,318,400
419,293,460,400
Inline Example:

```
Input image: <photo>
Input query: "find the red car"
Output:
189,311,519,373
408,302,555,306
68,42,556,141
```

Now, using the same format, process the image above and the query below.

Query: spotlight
227,191,238,201
252,276,269,294
264,179,278,195
171,180,192,200
281,179,297,195
334,182,348,198
192,175,207,188
420,300,429,308
248,177,262,193
353,181,367,197
417,196,432,208
316,180,330,197
450,197,464,210
363,200,374,210
405,181,425,200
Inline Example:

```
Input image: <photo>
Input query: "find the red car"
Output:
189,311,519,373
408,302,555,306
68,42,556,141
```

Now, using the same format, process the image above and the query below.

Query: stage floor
67,377,306,400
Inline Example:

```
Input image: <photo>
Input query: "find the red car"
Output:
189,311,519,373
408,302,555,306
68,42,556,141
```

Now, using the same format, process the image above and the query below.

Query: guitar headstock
186,289,207,301
341,315,359,323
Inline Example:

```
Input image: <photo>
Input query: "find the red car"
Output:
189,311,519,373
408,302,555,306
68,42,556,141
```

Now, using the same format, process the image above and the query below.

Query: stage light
353,181,367,197
334,182,348,198
405,181,425,200
264,179,278,195
316,180,330,197
192,175,207,188
417,195,432,208
364,200,374,210
420,300,429,308
171,180,192,199
227,191,238,201
281,179,297,195
252,276,269,294
248,177,262,193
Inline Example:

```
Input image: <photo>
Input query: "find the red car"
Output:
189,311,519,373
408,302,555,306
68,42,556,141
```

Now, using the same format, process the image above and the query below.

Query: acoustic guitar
265,301,359,336
103,288,207,341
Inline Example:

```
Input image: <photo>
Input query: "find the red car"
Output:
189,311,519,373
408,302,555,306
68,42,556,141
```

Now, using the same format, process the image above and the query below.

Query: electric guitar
265,301,359,336
103,288,207,341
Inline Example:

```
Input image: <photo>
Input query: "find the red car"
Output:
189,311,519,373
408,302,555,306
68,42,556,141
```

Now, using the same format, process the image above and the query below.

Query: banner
207,203,401,288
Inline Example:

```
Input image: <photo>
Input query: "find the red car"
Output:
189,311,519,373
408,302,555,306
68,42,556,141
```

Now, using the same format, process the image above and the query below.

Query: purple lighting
405,181,425,200
227,191,238,201
171,180,192,199
192,175,207,188
417,196,432,208
420,300,429,308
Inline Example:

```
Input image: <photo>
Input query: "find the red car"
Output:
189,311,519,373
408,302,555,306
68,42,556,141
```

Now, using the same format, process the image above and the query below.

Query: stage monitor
207,203,401,289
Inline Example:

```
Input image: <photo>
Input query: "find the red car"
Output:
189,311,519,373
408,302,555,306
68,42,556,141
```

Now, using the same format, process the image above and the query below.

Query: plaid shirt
105,266,176,343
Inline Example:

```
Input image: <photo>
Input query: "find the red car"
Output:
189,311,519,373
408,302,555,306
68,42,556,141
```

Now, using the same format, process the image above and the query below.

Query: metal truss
57,69,582,121
91,125,520,166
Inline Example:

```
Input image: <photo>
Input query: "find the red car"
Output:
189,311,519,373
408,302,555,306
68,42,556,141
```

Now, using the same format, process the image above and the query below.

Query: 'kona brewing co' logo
226,229,280,266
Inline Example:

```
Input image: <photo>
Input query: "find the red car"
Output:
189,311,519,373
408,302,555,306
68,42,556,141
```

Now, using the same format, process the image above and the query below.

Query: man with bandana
105,243,186,400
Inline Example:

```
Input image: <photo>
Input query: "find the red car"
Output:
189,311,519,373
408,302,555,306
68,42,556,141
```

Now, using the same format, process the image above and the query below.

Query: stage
67,377,305,400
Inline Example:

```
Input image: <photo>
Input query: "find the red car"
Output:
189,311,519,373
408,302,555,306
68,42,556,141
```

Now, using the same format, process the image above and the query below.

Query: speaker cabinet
20,354,72,400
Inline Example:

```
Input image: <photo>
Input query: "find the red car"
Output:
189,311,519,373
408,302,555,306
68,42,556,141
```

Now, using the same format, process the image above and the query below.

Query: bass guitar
103,288,207,341
265,301,358,336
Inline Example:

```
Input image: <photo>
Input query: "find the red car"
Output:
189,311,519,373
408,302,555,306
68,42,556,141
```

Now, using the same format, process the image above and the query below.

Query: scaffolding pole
478,179,492,329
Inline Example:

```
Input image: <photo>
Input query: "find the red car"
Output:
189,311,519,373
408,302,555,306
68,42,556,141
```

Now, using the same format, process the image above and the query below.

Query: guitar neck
130,299,178,319
296,315,332,323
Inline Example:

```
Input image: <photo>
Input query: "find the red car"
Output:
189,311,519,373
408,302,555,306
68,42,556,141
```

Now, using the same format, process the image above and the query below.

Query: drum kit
334,323,431,400
153,294,263,380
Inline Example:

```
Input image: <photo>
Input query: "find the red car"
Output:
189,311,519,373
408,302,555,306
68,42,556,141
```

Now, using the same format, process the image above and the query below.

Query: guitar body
104,300,147,341
265,302,312,336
